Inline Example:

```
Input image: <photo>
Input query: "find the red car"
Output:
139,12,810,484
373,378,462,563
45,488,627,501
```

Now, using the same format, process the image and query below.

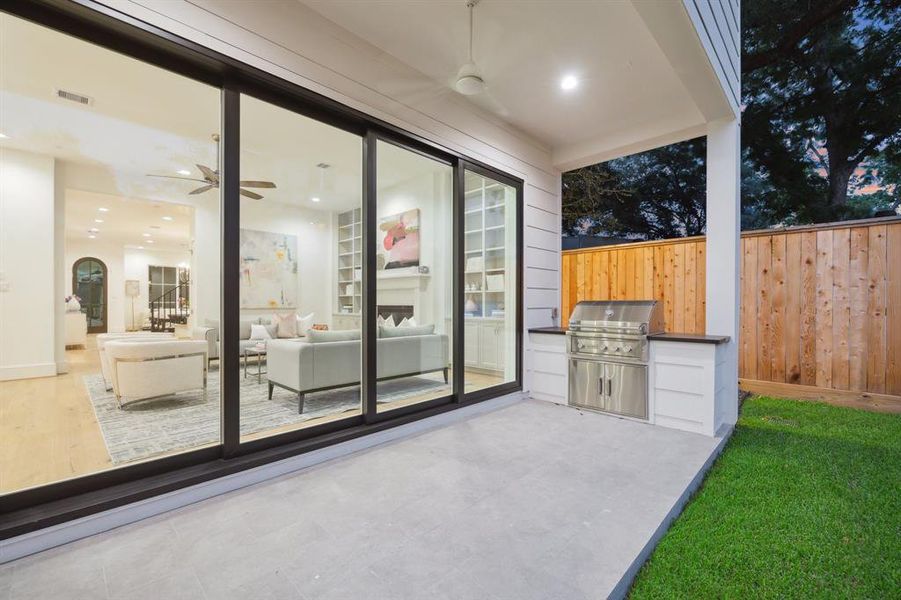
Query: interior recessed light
177,169,191,176
98,207,109,212
88,228,99,233
142,233,151,237
88,234,96,239
0,133,8,139
311,197,321,203
560,74,579,91
94,219,104,223
161,216,174,221
147,240,155,244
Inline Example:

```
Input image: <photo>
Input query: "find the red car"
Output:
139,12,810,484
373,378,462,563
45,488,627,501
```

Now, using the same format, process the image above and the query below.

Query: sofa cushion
250,323,272,340
379,324,435,338
296,312,315,336
272,312,298,338
306,329,361,343
204,318,256,340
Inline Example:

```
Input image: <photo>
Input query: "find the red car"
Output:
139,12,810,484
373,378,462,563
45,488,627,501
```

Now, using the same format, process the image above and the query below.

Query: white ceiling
300,0,705,159
0,12,444,229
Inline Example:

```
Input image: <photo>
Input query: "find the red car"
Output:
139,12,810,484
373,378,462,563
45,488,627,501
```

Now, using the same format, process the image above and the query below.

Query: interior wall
0,147,57,380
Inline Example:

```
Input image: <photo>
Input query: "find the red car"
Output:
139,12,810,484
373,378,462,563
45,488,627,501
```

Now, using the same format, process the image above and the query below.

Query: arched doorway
72,257,108,334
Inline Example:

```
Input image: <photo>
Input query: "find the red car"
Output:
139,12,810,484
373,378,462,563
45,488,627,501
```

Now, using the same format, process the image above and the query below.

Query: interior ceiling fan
452,0,509,116
147,134,276,200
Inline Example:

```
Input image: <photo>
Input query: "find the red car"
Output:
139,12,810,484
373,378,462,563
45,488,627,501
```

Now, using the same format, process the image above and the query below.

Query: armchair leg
298,392,305,414
443,368,449,384
268,381,274,400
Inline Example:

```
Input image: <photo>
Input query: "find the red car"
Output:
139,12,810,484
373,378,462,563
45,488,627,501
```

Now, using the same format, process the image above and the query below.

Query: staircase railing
149,282,190,332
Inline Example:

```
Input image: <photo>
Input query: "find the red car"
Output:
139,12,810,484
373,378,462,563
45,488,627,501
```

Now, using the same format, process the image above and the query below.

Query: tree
562,138,707,241
742,0,901,222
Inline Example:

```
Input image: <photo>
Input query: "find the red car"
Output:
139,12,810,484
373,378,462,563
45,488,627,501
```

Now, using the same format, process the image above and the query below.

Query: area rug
83,366,449,464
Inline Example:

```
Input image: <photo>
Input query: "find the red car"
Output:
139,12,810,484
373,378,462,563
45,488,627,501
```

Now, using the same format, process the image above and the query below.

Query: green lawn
630,396,901,599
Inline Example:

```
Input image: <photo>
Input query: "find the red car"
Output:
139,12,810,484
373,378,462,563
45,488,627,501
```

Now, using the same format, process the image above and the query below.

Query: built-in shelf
464,172,512,319
336,208,362,314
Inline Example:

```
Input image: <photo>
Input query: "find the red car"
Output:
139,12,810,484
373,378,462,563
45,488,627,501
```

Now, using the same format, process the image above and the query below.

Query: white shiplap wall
683,0,741,117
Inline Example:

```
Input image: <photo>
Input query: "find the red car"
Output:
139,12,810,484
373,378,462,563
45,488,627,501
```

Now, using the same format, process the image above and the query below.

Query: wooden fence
561,216,901,398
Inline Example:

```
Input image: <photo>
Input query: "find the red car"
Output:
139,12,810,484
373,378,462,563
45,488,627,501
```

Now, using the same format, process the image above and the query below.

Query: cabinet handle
606,376,612,396
598,377,604,396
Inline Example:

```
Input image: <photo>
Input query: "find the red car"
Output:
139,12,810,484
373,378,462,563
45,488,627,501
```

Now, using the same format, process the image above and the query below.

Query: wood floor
0,336,503,494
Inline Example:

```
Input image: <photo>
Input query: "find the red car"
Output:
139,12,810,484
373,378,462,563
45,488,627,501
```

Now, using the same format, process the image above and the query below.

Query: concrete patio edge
608,423,734,599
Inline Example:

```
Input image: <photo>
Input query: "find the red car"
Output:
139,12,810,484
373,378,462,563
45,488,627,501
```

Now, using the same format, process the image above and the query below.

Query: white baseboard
0,392,525,564
0,362,57,381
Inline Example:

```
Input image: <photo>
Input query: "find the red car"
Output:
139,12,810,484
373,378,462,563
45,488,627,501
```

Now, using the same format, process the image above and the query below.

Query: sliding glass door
374,140,454,413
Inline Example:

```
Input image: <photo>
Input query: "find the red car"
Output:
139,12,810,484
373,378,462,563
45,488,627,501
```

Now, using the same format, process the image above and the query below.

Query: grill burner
566,300,663,419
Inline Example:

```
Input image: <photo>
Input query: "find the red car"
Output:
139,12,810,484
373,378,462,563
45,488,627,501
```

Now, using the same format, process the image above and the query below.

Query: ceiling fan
147,134,276,200
455,0,485,96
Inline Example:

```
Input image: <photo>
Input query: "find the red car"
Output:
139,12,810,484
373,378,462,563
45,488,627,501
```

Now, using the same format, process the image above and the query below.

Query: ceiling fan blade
239,188,264,200
196,164,219,184
239,180,276,189
189,184,215,195
146,174,208,183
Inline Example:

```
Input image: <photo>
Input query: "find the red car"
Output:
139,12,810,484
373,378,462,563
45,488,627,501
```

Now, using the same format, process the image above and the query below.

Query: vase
66,298,81,312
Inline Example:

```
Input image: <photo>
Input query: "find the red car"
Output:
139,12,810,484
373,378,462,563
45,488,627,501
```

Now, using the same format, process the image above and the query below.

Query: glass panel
375,141,453,412
238,94,362,441
464,170,517,392
0,13,221,494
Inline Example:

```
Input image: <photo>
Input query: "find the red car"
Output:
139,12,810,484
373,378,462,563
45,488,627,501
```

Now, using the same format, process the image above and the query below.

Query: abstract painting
378,209,420,270
239,228,297,308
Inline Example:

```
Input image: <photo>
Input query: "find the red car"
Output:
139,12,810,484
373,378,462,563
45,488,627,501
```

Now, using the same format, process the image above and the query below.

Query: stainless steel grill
566,300,663,419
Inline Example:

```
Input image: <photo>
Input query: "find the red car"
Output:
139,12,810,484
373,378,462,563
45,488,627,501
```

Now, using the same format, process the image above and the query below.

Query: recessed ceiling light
88,234,96,239
88,228,99,233
147,240,155,244
560,74,579,91
94,219,104,223
161,216,174,221
177,169,191,176
137,246,145,250
98,207,109,212
149,225,161,229
0,133,8,139
142,233,151,237
311,197,321,203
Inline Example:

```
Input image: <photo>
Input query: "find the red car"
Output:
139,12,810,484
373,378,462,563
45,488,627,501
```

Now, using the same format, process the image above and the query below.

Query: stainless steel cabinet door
568,359,605,411
604,362,648,419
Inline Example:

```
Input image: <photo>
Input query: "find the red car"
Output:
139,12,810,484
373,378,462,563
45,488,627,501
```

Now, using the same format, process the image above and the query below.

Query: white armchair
97,332,174,391
104,339,208,409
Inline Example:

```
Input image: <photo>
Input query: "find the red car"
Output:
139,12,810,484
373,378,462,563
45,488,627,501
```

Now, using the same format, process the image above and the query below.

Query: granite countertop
647,333,730,345
527,327,568,335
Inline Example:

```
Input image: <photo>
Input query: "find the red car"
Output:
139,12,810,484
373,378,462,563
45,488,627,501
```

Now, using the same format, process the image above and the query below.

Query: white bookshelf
463,174,509,320
336,208,362,315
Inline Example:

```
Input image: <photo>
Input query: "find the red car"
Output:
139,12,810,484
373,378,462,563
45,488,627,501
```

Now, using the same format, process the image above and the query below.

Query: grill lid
568,300,663,333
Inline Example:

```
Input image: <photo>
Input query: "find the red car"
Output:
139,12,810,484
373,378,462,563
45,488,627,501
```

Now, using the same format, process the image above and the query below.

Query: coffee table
243,346,267,383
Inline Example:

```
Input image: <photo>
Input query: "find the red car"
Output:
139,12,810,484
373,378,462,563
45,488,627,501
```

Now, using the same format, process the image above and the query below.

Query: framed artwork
378,208,420,270
239,228,298,308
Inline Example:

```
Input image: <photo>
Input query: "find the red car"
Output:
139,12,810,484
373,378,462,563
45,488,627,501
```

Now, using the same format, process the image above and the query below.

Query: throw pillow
249,323,272,341
379,324,435,338
397,316,418,328
296,312,315,336
272,312,298,338
306,329,361,343
382,315,396,328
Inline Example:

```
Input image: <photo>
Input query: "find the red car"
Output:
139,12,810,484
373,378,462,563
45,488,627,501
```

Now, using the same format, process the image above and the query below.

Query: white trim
0,363,57,381
0,392,525,563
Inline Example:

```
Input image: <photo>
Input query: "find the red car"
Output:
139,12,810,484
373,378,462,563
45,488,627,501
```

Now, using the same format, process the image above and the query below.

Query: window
148,265,189,309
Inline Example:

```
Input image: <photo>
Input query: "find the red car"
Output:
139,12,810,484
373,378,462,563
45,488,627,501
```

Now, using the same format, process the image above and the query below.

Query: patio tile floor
1,399,725,600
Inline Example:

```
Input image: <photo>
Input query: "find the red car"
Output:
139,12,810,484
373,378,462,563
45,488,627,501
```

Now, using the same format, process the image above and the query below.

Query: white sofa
193,318,304,363
267,330,449,413
104,339,208,408
97,332,175,390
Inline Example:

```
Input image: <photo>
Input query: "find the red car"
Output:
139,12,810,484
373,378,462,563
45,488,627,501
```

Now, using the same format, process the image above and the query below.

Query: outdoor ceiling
300,0,705,163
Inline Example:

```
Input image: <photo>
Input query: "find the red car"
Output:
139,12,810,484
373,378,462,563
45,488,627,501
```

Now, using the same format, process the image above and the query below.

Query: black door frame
0,0,524,538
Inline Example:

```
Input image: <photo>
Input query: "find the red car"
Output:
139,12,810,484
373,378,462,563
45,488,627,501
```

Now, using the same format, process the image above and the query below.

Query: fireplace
377,304,414,323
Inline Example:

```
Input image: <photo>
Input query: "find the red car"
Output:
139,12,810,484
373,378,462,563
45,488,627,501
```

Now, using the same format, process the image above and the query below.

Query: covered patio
1,399,726,599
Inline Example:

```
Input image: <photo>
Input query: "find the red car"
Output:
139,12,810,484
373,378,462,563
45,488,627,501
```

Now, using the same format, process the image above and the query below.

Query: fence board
867,226,887,393
784,233,802,384
561,217,900,397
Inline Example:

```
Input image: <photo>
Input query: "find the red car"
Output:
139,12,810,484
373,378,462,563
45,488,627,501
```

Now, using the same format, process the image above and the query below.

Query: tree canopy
563,0,900,239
